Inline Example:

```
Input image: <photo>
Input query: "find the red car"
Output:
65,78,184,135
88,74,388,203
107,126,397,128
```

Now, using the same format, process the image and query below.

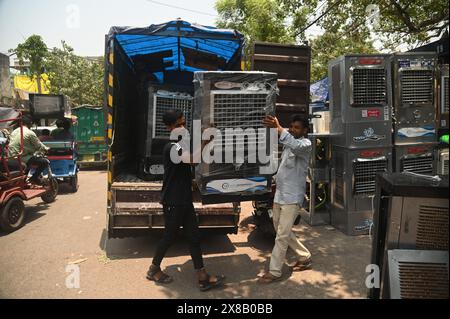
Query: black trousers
26,156,48,179
152,204,204,270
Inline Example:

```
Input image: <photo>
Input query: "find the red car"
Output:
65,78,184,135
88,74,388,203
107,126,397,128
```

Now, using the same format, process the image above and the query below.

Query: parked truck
104,20,245,238
72,105,107,167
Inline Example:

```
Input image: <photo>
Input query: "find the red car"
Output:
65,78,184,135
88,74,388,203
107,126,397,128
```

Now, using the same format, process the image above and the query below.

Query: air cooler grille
401,155,434,175
398,262,449,299
153,94,193,138
212,92,268,148
352,68,386,105
212,92,268,129
388,250,449,299
439,150,449,175
416,205,449,250
443,76,449,114
400,69,434,105
353,159,388,195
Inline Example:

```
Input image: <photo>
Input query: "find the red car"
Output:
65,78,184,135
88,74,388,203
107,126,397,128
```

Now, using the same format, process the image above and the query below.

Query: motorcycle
26,150,59,203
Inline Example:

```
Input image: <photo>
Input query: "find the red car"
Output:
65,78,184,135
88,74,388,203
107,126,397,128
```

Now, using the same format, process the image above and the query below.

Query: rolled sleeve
279,129,312,156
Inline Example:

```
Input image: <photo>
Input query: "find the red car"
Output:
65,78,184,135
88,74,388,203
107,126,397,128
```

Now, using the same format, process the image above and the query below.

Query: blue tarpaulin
310,77,329,103
107,20,245,81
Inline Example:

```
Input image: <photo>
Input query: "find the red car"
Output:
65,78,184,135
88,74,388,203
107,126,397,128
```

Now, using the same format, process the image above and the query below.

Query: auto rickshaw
42,139,78,192
33,117,79,193
0,110,58,233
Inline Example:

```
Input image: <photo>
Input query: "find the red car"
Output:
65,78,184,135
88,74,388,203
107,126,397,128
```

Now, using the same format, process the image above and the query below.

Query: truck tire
70,174,79,193
252,208,276,238
41,177,58,203
0,197,26,233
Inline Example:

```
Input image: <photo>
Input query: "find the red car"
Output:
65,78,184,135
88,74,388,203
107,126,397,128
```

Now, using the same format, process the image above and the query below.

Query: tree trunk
37,74,42,94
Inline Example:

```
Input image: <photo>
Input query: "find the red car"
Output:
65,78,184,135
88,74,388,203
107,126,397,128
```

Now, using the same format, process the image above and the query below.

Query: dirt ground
0,170,372,299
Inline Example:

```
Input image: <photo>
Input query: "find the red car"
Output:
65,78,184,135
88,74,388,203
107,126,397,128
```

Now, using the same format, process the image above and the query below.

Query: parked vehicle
0,111,58,233
42,140,78,193
104,20,246,238
33,122,79,193
72,106,107,168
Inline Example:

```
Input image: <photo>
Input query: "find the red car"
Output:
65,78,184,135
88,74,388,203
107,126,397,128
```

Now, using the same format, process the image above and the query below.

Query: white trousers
269,203,311,277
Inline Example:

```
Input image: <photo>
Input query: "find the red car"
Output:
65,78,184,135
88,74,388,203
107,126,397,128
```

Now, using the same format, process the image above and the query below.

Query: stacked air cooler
438,64,449,176
193,71,278,204
328,55,393,235
370,173,449,299
438,64,449,132
391,53,438,175
138,86,194,181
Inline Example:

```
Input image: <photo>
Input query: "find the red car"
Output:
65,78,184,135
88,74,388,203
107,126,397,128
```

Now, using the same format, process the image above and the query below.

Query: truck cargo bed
109,173,240,237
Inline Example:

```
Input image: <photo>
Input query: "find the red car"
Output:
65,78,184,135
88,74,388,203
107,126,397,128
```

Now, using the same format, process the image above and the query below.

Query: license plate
81,154,95,162
90,136,105,142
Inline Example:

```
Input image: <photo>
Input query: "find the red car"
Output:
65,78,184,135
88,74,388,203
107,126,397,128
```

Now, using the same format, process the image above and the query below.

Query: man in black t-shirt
146,109,224,292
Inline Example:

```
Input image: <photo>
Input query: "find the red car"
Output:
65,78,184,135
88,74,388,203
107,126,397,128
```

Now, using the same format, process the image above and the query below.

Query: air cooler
193,71,278,204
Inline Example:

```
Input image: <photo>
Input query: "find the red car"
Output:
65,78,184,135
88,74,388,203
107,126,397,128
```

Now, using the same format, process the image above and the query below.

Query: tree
215,0,295,68
309,30,377,81
215,0,376,77
9,35,48,93
9,37,104,105
293,0,449,50
216,0,448,81
45,41,104,106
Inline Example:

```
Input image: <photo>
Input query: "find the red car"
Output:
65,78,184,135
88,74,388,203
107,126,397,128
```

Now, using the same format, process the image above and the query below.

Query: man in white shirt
259,114,312,283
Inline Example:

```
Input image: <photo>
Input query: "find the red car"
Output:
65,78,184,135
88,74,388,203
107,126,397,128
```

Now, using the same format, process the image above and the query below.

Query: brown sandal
146,266,173,284
257,272,282,284
291,259,312,272
199,274,225,292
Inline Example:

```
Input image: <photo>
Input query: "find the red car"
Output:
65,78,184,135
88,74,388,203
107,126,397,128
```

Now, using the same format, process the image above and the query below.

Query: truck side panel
105,36,114,212
251,42,311,126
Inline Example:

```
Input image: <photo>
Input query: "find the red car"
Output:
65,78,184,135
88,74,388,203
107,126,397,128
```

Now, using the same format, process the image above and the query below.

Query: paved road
0,171,371,298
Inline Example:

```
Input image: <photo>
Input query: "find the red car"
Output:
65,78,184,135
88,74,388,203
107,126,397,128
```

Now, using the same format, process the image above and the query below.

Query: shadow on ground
144,252,366,299
0,203,50,237
233,215,372,298
97,213,371,298
100,229,237,260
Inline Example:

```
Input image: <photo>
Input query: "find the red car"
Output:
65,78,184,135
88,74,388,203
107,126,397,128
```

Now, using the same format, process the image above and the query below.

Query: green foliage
316,0,449,50
46,41,104,106
310,30,377,81
9,35,48,93
215,0,449,79
215,0,295,68
10,36,104,106
9,35,48,77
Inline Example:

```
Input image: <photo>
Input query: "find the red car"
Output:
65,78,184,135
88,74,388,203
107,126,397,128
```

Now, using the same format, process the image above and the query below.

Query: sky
0,0,417,62
0,0,219,57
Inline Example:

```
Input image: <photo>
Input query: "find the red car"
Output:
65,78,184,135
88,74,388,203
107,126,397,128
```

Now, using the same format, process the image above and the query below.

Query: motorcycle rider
8,115,50,184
